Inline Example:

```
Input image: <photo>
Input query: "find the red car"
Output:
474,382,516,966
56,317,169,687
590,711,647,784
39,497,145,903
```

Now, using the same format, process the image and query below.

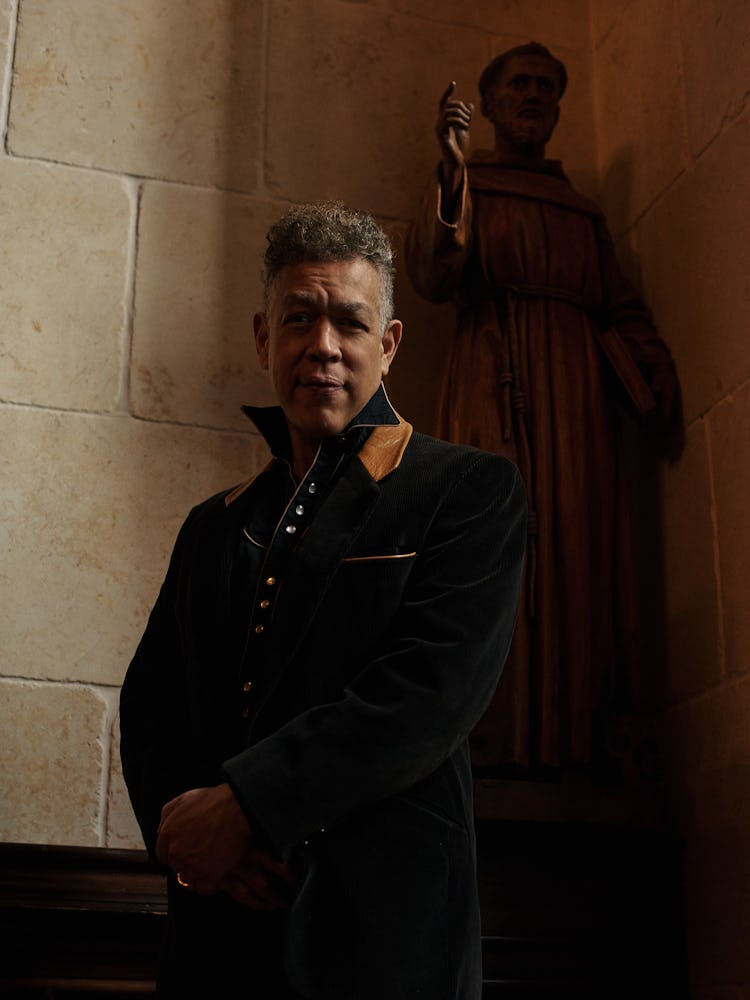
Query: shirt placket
237,439,348,724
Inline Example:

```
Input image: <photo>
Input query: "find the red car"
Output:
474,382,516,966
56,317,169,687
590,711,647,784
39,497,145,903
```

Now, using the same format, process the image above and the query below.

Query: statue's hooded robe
407,153,677,770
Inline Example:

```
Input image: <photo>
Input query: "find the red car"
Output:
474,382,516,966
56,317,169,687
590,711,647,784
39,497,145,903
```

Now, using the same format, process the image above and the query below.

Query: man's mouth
300,376,344,390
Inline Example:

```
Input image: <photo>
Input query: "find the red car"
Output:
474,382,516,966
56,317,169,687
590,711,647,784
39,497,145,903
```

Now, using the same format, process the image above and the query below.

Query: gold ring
176,872,191,888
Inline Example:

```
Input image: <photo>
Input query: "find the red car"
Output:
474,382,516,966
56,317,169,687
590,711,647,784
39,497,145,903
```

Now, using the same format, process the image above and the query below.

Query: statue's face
482,54,561,153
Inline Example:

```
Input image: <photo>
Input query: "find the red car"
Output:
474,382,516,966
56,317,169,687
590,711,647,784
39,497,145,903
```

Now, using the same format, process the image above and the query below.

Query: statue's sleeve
405,164,472,303
596,215,674,371
595,215,679,422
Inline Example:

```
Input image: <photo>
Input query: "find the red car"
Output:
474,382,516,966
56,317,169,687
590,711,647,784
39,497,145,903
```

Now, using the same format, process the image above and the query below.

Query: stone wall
0,0,593,849
6,0,749,994
592,0,750,996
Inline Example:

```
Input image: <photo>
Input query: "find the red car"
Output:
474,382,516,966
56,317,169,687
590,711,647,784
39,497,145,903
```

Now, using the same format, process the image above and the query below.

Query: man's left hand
156,783,252,894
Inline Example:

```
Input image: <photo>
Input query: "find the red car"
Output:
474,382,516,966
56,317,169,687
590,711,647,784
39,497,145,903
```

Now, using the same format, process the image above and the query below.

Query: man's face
482,54,561,153
254,258,402,456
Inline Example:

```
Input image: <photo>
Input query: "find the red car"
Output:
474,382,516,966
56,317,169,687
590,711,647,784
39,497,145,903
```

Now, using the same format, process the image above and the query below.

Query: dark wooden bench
0,820,689,998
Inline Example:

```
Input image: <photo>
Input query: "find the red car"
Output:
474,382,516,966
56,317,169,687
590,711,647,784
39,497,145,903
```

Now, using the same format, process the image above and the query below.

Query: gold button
260,599,270,609
265,577,276,586
255,624,264,634
242,680,252,693
241,707,249,719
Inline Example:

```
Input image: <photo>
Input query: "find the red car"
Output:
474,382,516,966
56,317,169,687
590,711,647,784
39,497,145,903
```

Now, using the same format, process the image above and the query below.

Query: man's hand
218,847,297,910
156,784,252,894
436,80,473,202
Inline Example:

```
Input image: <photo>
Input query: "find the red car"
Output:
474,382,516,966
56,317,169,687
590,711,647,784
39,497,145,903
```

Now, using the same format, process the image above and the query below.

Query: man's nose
306,318,342,361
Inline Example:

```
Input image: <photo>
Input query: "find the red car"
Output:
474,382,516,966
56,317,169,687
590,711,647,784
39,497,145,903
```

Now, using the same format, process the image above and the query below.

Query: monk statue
406,42,680,775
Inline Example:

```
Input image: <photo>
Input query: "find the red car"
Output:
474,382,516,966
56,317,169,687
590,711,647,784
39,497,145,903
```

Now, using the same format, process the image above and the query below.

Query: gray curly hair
262,201,395,326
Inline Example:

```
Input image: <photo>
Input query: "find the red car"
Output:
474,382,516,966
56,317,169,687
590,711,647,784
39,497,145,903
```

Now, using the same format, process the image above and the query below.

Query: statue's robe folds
406,153,676,771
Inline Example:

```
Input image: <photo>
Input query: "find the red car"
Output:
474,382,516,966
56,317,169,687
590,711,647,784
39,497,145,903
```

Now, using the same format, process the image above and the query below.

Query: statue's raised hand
436,81,473,195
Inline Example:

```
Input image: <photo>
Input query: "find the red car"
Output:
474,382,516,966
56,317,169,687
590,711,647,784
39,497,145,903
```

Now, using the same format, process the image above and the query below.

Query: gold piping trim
342,551,417,564
242,527,267,549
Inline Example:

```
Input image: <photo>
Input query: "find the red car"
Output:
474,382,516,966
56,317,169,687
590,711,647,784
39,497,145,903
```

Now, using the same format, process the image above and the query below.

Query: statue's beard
499,117,555,154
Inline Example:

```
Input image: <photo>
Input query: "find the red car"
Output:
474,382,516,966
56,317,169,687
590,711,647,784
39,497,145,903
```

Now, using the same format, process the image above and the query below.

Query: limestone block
0,405,269,686
665,679,750,843
0,158,130,411
8,0,263,191
0,679,108,846
709,383,750,679
595,0,687,236
386,221,454,434
680,0,750,156
0,0,12,78
658,420,721,701
131,184,280,429
265,0,493,221
638,116,750,422
665,678,750,987
383,0,590,50
107,712,144,850
589,0,622,48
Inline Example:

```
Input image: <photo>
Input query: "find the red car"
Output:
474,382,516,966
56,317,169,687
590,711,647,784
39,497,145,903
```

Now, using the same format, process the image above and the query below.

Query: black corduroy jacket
120,397,526,999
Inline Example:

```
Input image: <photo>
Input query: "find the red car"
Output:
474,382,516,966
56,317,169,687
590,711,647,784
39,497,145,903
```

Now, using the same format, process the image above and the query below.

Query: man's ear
381,319,403,377
253,313,270,371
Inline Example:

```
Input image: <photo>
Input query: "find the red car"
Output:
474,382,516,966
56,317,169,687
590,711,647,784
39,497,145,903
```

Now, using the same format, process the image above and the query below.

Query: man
120,201,527,998
406,43,679,774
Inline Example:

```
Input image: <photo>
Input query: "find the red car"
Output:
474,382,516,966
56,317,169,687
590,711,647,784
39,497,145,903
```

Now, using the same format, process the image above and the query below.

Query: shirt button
266,577,276,587
242,681,252,693
255,624,264,634
295,505,305,516
308,483,317,494
259,599,270,609
241,707,249,719
285,525,297,535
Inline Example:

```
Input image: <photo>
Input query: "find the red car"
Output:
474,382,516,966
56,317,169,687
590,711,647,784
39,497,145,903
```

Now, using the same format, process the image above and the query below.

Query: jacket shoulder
407,430,519,473
401,432,524,501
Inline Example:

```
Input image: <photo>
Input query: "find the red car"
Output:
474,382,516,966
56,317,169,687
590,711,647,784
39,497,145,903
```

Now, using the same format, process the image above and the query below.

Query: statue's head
479,42,567,156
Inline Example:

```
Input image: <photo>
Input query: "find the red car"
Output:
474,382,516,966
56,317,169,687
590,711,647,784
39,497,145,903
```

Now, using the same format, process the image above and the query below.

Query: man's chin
295,410,352,443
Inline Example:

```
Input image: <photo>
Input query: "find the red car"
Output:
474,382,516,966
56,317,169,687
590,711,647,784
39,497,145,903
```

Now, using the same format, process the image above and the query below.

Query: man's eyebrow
280,291,317,308
336,300,372,319
280,292,372,317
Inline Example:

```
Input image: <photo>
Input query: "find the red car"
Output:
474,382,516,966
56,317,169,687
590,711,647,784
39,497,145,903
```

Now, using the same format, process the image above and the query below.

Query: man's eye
285,313,312,325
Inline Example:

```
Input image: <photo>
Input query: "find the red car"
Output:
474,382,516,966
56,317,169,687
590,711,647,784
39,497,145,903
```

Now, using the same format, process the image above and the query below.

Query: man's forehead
269,258,382,312
272,257,380,301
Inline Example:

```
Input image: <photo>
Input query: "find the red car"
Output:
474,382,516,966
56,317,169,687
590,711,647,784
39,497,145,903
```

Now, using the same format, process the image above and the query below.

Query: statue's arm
405,83,474,304
405,164,472,303
596,217,679,424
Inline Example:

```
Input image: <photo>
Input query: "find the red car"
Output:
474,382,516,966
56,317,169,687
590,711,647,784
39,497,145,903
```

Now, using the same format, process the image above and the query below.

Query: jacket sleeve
119,510,201,860
405,164,473,303
222,453,527,859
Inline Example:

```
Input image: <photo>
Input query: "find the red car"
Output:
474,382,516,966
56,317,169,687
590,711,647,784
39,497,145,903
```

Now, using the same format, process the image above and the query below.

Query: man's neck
290,440,320,484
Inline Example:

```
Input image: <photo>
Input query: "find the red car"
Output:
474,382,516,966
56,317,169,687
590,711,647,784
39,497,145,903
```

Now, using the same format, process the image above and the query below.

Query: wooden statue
406,42,680,774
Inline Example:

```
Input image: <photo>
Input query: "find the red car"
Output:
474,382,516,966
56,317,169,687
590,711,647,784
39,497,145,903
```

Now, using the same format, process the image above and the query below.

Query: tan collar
357,415,412,482
225,417,412,507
